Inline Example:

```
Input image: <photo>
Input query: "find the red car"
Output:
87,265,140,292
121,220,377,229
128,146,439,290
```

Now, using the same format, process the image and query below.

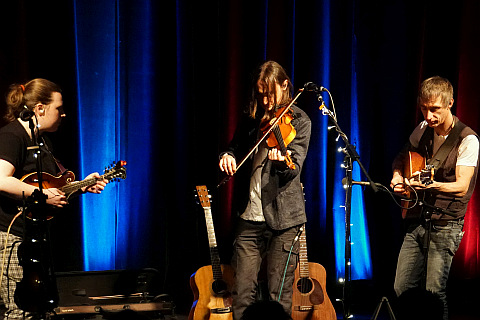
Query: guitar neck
298,227,310,278
60,176,102,195
203,207,223,280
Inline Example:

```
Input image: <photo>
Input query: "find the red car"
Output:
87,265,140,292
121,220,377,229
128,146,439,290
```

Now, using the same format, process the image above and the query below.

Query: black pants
231,219,301,320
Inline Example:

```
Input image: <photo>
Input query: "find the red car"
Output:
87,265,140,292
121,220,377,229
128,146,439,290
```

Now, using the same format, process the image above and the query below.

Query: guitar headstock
104,160,127,182
195,185,211,208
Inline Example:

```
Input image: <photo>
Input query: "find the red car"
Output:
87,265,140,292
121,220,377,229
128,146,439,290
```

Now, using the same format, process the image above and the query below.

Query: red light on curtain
451,0,480,278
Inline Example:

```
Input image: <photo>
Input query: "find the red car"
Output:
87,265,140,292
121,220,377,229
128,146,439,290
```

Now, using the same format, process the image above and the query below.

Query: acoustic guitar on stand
291,224,336,320
189,185,234,320
400,151,434,218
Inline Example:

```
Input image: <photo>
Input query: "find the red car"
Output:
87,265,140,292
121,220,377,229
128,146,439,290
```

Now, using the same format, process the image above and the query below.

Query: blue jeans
231,219,301,320
394,219,464,320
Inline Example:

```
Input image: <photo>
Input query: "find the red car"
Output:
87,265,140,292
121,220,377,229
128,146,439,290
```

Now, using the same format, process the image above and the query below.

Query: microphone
342,177,380,187
19,107,35,121
304,82,326,92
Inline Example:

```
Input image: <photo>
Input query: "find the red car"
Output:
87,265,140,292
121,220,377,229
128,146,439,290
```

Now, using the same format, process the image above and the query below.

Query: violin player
219,61,311,319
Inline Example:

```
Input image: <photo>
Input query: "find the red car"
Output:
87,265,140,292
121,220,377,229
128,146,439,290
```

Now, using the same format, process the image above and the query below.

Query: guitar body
22,171,76,194
401,151,430,218
291,262,336,320
20,161,126,220
189,264,234,320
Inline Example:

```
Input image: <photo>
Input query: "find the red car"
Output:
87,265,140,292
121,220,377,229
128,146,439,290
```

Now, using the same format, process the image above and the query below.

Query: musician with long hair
219,61,311,319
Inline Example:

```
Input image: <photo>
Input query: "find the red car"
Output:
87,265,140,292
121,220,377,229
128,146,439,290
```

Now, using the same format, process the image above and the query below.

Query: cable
323,88,337,122
277,225,304,302
390,182,421,210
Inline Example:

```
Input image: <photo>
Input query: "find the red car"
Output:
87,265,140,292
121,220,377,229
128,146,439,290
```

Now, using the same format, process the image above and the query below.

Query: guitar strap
418,117,466,172
40,136,68,175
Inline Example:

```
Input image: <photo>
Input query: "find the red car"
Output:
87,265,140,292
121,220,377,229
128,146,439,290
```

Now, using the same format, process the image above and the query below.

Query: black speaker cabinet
53,269,174,320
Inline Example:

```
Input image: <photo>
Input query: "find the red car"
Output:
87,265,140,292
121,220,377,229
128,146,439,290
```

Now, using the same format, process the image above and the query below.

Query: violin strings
272,125,288,155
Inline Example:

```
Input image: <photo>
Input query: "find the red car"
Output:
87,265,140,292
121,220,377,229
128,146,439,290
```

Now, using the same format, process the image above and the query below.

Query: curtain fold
1,0,479,312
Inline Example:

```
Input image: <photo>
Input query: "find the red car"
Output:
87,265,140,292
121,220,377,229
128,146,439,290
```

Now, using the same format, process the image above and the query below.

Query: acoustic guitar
400,151,434,218
21,160,127,219
189,186,234,320
291,224,336,320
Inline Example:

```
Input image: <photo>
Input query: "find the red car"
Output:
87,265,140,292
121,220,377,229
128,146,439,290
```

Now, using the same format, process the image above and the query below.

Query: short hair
417,76,453,108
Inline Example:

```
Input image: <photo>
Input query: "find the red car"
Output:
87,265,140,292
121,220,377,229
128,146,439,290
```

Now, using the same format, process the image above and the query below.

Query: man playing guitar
390,76,479,320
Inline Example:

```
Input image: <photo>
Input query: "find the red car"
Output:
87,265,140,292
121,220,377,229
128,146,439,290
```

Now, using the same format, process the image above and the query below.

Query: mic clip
20,108,35,121
303,82,326,93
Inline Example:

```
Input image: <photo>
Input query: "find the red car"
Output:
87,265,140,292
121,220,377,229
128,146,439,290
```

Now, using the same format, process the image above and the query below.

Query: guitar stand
370,297,396,320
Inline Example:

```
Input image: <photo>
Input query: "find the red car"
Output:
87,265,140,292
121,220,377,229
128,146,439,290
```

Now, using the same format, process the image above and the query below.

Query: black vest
417,117,479,219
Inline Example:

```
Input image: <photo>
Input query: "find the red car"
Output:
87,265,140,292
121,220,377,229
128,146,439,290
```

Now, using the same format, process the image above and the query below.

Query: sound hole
212,279,228,295
296,277,313,294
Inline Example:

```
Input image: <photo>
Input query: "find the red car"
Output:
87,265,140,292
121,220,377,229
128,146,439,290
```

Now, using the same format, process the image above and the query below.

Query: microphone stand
314,89,378,320
417,201,456,291
15,116,58,317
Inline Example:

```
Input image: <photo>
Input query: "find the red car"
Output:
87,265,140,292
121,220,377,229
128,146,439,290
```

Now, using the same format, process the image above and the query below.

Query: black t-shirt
0,120,58,236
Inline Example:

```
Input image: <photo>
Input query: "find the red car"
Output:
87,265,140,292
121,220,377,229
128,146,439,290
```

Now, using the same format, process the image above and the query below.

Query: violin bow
217,88,304,188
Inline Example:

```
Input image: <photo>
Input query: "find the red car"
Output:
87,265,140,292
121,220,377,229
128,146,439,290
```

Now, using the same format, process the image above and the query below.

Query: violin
217,88,304,188
261,106,296,169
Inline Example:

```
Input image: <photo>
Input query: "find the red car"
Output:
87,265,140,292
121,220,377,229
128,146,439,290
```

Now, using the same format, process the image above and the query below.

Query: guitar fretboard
204,207,218,248
203,207,223,280
298,227,310,278
59,165,125,196
60,176,103,195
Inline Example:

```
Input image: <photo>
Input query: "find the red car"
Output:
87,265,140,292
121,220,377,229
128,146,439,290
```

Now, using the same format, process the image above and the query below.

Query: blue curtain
74,0,154,270
74,0,119,270
3,0,480,314
72,0,373,279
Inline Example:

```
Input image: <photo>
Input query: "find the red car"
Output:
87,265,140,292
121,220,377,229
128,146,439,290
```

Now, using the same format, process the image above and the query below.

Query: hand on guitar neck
21,161,127,219
39,172,108,208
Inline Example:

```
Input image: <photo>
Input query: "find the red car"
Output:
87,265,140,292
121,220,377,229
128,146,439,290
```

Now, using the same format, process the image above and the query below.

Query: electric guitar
400,151,434,218
291,224,336,320
189,186,234,320
21,160,127,219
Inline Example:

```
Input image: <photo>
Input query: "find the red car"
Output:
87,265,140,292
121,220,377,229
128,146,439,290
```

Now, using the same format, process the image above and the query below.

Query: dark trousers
231,218,301,320
394,219,464,320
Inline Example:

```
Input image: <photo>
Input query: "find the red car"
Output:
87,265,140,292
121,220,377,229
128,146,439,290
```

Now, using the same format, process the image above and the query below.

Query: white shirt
409,120,479,167
240,140,268,222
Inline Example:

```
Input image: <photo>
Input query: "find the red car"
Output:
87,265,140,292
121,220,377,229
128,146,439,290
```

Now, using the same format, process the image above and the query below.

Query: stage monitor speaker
54,269,174,319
